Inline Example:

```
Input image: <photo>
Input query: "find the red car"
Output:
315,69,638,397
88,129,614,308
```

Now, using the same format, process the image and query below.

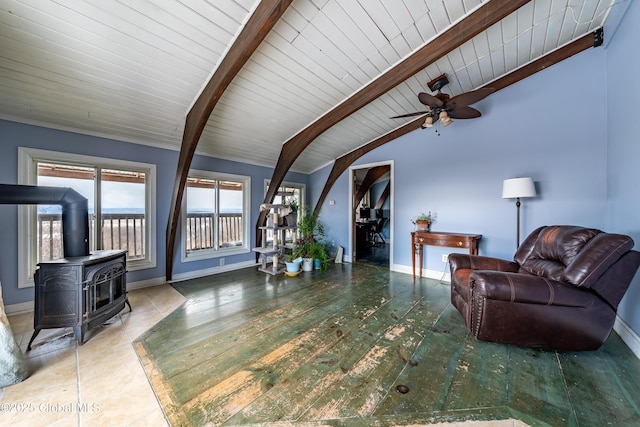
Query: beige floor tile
3,284,175,427
120,309,164,340
77,320,130,355
0,405,78,427
126,292,160,315
79,349,148,401
79,379,161,426
127,406,170,427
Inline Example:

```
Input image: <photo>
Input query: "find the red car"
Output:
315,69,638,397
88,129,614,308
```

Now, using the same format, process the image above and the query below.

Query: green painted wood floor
134,263,640,426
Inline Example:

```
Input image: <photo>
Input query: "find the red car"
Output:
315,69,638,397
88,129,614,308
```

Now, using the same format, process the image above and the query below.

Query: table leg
418,244,423,279
412,240,416,282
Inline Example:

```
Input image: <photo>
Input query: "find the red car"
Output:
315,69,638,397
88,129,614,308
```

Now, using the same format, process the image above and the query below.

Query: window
182,170,250,261
264,181,305,244
18,148,156,288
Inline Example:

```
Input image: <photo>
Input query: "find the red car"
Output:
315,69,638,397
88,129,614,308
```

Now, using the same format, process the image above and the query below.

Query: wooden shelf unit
253,205,297,275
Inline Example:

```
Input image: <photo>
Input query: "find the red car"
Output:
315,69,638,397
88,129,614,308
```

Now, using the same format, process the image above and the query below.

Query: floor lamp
502,177,536,248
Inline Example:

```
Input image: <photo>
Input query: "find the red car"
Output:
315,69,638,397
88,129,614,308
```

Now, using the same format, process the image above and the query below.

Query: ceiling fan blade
390,111,429,119
448,88,495,108
448,106,481,119
418,92,444,108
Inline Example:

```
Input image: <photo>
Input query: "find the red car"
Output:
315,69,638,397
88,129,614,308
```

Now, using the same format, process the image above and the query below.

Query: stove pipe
0,184,90,257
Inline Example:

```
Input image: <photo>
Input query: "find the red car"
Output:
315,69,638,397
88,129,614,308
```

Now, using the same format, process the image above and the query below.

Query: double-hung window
17,148,156,288
182,170,250,261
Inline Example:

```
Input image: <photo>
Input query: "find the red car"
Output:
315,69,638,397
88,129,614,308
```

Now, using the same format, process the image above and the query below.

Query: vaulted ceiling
0,0,618,174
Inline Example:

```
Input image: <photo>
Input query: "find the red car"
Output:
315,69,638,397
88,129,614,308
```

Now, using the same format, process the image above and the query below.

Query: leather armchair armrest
448,253,519,273
470,271,597,307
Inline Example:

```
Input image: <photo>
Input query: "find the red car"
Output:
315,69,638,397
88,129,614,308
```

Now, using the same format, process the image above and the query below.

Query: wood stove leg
76,324,85,346
26,328,41,351
125,297,132,312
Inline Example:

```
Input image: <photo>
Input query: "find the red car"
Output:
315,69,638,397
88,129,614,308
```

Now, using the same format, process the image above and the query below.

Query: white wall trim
170,260,257,283
391,264,450,282
127,276,169,291
4,300,34,316
614,316,640,359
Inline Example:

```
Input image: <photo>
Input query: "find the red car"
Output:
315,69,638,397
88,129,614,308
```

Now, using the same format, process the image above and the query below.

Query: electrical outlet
441,254,449,263
220,258,225,266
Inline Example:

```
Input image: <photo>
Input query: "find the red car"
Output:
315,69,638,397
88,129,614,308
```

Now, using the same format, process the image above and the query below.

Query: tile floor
1,284,185,427
1,282,526,427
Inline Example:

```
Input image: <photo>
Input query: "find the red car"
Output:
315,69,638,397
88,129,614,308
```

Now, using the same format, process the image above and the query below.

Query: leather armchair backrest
514,225,634,288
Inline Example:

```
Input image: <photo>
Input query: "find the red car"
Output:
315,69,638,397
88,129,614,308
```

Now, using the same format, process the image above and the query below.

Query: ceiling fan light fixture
423,116,434,128
438,110,453,126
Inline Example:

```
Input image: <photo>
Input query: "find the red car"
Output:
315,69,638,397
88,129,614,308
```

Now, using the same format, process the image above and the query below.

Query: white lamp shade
502,177,536,199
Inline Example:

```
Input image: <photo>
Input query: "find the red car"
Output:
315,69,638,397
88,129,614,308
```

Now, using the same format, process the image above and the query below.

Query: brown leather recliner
449,225,640,351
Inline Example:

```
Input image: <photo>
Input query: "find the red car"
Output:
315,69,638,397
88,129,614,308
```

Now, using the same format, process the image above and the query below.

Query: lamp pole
502,177,536,250
515,197,521,248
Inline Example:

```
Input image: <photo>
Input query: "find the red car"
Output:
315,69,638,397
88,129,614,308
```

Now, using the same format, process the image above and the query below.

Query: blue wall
606,0,640,333
0,120,307,305
314,46,608,271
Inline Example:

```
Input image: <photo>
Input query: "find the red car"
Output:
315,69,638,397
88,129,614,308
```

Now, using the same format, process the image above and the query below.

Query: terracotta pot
416,220,431,232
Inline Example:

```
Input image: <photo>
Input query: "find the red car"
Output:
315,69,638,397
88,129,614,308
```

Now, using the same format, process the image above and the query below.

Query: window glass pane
219,180,244,248
36,163,95,261
100,169,146,259
186,178,216,252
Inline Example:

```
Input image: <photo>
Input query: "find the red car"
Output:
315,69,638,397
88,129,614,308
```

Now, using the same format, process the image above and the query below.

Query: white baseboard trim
4,300,34,316
169,260,258,283
391,264,450,282
127,276,168,290
614,316,640,359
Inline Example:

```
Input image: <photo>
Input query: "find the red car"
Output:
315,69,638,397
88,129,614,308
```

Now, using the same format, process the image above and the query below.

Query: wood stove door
83,258,126,319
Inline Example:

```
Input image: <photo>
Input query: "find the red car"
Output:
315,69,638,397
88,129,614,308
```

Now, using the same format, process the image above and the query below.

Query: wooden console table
412,231,482,281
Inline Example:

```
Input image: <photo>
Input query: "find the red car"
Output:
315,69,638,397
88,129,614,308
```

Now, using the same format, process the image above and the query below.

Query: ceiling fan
391,74,494,128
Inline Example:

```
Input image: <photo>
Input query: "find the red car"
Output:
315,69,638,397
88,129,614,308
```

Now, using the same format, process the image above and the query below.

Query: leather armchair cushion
470,270,598,308
448,253,519,273
514,225,633,288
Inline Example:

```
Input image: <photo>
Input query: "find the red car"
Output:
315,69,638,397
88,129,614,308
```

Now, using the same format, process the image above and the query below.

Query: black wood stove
27,250,130,350
0,184,132,349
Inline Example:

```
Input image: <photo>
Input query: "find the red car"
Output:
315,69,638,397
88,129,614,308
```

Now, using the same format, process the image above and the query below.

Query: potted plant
294,241,314,271
412,211,435,232
295,208,329,271
284,253,302,273
310,240,331,270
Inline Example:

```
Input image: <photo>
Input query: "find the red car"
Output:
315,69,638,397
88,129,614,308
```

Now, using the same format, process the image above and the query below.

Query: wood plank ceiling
0,0,615,173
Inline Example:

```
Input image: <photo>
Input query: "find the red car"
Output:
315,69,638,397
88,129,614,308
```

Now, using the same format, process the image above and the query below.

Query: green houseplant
412,211,435,232
295,208,330,271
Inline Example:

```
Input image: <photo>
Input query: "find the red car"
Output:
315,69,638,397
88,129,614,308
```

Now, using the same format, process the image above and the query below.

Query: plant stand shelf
253,204,297,275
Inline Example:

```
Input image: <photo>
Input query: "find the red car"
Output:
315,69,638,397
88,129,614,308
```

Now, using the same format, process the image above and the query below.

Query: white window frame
264,180,306,209
17,147,157,288
181,169,251,263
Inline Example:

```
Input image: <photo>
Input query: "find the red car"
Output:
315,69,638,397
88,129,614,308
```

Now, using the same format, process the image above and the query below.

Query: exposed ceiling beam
374,183,391,210
313,116,424,216
354,165,390,209
165,0,292,280
262,0,532,214
313,30,601,213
